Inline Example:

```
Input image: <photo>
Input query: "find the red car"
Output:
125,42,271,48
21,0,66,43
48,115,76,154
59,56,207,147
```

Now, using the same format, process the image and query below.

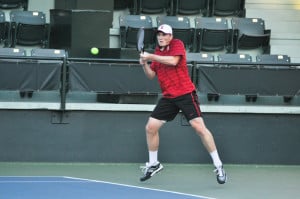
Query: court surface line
0,176,216,199
64,176,216,199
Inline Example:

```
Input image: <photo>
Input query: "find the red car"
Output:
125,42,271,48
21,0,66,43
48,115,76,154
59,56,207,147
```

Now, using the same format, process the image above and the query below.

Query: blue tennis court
0,176,214,199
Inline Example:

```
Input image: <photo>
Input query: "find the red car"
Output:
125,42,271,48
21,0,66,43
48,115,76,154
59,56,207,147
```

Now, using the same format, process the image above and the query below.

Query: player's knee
145,117,164,135
190,118,208,136
195,127,209,137
145,123,158,135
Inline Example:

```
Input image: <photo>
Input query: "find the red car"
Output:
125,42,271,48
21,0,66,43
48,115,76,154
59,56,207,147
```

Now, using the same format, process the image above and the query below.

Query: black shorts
151,91,202,122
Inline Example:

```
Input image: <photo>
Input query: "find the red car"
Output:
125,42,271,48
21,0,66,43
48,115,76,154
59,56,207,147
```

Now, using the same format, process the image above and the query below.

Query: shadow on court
0,163,299,199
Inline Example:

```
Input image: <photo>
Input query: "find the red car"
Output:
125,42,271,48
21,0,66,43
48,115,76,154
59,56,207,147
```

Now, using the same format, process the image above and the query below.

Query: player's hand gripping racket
137,27,145,53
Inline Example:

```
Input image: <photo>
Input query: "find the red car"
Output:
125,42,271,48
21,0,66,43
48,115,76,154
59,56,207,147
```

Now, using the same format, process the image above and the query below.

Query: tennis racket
136,27,145,53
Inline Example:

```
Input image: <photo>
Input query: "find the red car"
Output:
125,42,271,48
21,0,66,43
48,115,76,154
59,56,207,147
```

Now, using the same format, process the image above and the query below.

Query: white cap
157,24,173,34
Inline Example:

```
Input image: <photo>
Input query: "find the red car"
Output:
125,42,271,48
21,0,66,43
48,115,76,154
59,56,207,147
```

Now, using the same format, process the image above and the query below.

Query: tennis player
139,24,227,184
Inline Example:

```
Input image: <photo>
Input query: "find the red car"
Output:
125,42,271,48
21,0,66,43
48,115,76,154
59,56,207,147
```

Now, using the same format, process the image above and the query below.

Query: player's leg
145,117,165,162
178,92,227,184
140,98,179,182
189,118,216,152
140,117,165,182
190,117,227,184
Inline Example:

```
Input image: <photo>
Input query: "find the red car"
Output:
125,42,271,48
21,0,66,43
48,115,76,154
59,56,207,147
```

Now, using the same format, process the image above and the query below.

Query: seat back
195,17,233,52
211,0,246,17
31,48,66,58
232,18,266,36
10,10,46,25
232,18,271,53
119,15,155,49
0,47,26,57
0,0,28,10
256,54,291,69
217,53,252,67
0,11,9,46
114,0,131,9
256,54,290,64
174,0,209,16
157,16,194,51
10,11,49,47
137,0,170,14
187,52,214,63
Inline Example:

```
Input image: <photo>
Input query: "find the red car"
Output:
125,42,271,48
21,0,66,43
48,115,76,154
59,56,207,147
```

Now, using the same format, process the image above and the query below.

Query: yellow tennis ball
90,47,99,55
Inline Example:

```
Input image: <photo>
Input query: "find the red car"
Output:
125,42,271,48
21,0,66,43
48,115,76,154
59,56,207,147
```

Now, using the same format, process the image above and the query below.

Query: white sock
149,150,158,165
210,150,222,168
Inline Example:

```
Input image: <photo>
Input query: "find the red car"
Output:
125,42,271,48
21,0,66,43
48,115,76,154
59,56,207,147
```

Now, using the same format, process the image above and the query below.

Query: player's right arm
140,52,156,80
140,59,156,80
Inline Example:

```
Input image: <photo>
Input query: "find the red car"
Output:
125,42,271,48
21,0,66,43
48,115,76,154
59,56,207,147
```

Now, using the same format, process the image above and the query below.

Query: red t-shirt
150,39,195,98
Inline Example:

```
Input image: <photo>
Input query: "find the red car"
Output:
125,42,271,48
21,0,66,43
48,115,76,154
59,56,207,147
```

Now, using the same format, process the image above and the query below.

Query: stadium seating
0,0,28,10
231,17,271,54
31,48,66,58
119,15,155,50
173,0,209,16
135,0,172,15
0,10,9,47
157,16,194,51
9,10,49,48
217,53,252,66
0,47,26,56
194,17,233,53
211,0,246,17
256,54,290,64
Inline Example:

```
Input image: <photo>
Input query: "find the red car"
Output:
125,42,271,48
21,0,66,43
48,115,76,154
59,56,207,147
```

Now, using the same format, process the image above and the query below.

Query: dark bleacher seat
211,0,246,17
173,0,209,16
0,0,28,10
119,15,155,50
135,0,172,15
10,10,49,48
195,17,233,53
256,54,290,64
187,52,214,63
114,0,129,9
256,54,291,69
0,47,26,56
217,53,252,65
0,11,10,47
31,48,66,58
232,18,271,54
157,16,194,51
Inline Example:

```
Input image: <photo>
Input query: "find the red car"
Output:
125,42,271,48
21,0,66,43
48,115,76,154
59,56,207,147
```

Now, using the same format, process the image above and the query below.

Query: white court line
0,176,81,183
64,176,216,199
0,176,216,199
